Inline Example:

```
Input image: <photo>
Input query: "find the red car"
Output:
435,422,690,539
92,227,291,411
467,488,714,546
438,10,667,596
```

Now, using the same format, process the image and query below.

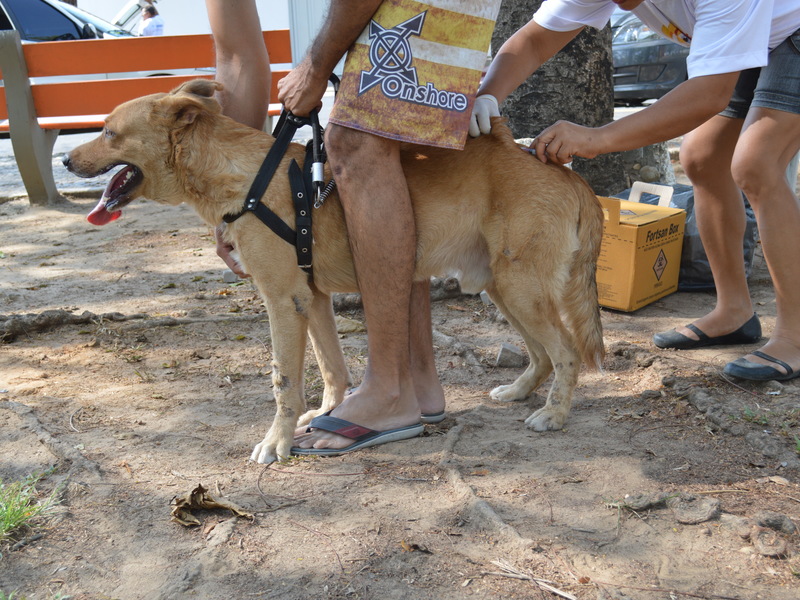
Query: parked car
56,1,135,39
0,0,131,41
0,0,210,84
611,8,689,105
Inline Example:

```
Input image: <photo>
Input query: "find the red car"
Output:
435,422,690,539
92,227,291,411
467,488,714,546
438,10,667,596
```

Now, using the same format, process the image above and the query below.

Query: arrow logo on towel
359,12,426,95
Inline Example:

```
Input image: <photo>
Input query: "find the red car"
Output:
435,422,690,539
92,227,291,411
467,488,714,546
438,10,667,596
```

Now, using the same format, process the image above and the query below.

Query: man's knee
325,125,400,177
680,135,721,182
325,123,360,156
730,148,783,204
326,125,380,156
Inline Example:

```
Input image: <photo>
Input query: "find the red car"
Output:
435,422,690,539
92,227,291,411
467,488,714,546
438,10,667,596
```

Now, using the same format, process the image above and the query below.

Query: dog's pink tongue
87,198,121,226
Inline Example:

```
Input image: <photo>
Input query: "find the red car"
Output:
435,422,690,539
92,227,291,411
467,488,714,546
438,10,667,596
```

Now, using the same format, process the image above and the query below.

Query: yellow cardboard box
597,182,686,312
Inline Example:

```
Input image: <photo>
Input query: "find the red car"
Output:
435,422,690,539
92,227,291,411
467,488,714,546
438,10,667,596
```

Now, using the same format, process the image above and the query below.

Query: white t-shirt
533,0,800,78
138,14,165,37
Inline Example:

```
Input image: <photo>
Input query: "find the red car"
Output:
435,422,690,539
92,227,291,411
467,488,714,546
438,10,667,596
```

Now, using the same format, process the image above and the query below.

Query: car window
3,0,82,41
57,3,133,38
0,6,12,31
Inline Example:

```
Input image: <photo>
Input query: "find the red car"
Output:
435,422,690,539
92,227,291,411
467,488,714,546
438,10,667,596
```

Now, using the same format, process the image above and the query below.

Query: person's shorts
328,1,501,150
721,28,800,119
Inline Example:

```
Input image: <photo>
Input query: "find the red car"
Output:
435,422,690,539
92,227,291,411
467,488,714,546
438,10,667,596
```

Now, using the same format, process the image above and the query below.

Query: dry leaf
400,540,432,554
170,484,254,527
768,476,790,486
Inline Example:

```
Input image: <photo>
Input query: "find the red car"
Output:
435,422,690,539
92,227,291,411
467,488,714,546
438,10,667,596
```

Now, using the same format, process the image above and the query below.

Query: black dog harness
222,109,332,274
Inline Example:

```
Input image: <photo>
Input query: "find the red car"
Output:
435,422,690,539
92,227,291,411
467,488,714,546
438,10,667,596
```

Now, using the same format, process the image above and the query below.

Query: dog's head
64,79,224,225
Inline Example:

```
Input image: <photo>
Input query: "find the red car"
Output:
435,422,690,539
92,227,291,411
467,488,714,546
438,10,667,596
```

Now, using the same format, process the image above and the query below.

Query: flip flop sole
291,423,424,457
420,411,446,424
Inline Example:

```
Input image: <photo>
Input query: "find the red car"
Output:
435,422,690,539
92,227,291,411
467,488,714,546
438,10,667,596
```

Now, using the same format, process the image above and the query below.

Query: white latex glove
468,94,499,137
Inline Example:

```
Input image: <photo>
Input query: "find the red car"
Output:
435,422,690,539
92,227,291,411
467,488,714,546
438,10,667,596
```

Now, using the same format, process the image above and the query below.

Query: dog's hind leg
250,294,310,464
490,280,580,431
486,283,554,402
299,287,354,427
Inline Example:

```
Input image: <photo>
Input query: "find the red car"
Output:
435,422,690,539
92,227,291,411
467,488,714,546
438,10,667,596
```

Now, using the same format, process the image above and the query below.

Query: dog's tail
563,178,605,370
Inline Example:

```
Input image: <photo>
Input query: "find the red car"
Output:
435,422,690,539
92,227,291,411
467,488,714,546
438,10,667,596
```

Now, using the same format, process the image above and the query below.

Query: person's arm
469,20,582,136
531,71,740,163
278,0,384,116
478,20,583,103
206,0,271,130
207,0,271,277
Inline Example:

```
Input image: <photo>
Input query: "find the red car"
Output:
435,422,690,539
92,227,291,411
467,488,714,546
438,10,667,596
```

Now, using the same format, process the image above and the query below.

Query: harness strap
221,106,328,276
289,159,313,271
222,113,299,223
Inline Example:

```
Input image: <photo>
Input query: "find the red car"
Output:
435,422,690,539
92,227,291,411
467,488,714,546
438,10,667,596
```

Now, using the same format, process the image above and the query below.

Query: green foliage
0,471,59,544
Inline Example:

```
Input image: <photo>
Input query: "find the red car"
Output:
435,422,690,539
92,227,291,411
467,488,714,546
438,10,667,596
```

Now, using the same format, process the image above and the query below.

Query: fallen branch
485,559,577,600
0,309,136,342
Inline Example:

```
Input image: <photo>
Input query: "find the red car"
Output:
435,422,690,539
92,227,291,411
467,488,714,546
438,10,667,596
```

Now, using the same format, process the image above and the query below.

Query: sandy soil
1,176,799,600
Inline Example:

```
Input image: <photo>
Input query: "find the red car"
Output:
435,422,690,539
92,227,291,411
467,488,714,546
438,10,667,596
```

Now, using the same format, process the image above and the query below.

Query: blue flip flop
291,412,424,456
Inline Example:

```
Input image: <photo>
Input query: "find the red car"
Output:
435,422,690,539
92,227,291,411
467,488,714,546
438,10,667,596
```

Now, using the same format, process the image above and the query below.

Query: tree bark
492,0,625,195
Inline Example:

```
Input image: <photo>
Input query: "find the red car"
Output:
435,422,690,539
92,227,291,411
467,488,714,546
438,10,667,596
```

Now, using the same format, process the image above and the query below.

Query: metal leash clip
309,110,325,208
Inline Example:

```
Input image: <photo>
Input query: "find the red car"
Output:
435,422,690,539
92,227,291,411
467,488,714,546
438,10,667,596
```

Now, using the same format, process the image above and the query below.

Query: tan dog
64,80,605,464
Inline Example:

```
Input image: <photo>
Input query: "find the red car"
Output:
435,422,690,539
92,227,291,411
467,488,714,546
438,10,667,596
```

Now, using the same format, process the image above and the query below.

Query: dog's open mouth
87,164,143,226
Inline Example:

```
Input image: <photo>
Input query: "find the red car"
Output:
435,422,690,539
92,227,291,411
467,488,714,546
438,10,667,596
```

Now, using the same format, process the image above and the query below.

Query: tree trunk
492,0,624,195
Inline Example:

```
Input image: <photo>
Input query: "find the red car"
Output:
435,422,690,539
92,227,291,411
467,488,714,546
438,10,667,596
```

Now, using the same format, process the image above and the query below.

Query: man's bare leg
730,107,800,374
294,126,422,450
409,279,446,417
672,115,755,339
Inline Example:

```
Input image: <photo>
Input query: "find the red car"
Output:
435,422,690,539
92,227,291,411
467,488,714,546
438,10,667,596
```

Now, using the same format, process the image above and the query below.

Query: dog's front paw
524,407,567,432
250,431,293,464
297,407,327,428
490,383,527,403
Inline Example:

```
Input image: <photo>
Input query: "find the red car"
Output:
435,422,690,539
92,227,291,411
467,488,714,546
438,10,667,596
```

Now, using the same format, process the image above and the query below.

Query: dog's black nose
62,154,71,170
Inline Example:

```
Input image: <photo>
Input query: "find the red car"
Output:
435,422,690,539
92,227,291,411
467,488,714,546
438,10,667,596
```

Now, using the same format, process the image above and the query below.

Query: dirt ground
2,166,800,600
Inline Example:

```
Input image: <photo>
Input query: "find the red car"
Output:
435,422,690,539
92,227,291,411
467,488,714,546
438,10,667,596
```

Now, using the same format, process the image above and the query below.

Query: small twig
267,465,366,476
255,465,311,510
768,490,800,504
261,500,305,513
693,489,747,495
718,372,764,398
250,335,271,353
289,519,344,573
69,407,83,432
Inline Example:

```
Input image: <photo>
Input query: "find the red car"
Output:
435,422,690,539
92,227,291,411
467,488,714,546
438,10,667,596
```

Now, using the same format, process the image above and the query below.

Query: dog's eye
104,128,116,139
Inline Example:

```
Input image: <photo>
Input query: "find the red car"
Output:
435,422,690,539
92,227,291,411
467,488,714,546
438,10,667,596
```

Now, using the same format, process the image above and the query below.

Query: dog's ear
158,93,215,129
159,79,224,127
171,78,222,99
